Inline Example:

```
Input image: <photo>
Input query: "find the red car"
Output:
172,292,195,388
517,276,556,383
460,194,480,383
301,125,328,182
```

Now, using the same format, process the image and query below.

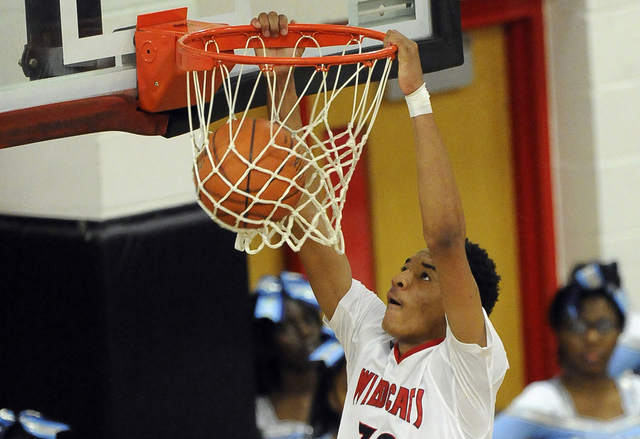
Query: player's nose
392,270,410,289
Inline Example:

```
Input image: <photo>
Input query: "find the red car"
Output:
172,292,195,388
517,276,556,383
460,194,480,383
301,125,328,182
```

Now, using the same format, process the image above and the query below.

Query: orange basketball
195,118,304,228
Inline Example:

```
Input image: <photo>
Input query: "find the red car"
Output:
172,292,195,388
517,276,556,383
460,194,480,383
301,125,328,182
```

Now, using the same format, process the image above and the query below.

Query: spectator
253,271,344,439
493,277,640,438
569,261,640,377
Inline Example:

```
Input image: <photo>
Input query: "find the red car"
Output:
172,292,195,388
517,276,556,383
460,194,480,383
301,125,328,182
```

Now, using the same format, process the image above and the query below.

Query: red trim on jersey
394,337,445,364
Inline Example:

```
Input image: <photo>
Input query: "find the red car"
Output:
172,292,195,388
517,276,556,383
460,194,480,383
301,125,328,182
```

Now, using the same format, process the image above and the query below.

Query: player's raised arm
384,30,486,346
252,12,353,320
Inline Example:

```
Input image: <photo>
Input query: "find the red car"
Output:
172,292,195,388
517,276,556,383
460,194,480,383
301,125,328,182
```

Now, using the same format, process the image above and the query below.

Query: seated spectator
252,272,345,439
493,274,640,438
569,261,640,377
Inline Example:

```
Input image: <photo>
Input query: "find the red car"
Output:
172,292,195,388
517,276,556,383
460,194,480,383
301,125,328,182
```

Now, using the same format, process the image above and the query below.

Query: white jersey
326,279,509,439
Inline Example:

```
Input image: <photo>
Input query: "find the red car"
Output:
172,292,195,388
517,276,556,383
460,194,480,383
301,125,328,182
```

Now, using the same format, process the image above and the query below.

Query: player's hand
383,30,424,96
251,11,289,38
251,12,304,76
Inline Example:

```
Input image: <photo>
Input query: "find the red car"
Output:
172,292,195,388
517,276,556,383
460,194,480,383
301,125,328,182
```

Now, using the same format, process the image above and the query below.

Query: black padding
0,205,259,439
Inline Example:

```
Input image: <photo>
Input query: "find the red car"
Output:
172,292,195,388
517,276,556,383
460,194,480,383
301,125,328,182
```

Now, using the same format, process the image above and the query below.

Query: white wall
0,132,196,220
546,0,640,306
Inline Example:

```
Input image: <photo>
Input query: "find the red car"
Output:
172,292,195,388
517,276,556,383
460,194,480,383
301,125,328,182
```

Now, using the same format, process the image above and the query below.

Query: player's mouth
387,292,401,307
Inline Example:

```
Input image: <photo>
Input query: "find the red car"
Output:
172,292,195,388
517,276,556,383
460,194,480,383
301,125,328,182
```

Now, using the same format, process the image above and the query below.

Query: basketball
195,118,305,228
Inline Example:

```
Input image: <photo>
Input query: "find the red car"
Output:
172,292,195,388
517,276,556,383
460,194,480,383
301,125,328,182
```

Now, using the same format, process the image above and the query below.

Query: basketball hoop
177,23,396,254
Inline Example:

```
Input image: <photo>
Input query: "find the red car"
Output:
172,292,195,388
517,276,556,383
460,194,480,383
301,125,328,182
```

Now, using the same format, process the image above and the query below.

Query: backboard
0,0,462,147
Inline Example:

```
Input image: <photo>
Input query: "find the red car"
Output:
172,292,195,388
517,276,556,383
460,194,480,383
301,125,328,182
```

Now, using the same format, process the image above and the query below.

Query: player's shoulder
503,378,569,416
335,279,385,313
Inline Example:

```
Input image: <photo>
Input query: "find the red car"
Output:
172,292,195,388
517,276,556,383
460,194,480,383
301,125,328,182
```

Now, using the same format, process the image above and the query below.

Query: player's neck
396,332,446,358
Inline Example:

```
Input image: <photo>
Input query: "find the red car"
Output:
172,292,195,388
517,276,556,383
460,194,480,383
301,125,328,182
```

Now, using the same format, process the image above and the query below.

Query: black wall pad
0,204,258,439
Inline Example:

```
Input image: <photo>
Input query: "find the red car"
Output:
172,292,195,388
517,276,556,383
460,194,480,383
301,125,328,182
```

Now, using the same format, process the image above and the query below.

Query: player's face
382,249,446,349
558,296,621,378
275,298,323,371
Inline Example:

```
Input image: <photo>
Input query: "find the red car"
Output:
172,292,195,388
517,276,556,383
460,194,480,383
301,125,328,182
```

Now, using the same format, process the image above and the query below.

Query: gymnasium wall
546,0,640,307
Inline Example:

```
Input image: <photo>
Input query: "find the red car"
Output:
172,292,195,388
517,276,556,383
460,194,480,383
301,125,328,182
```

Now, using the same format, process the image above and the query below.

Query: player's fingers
383,29,400,48
278,14,289,36
385,30,423,94
267,11,281,37
257,12,271,37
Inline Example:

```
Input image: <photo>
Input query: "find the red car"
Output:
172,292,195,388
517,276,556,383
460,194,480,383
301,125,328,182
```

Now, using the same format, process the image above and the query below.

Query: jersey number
359,422,396,439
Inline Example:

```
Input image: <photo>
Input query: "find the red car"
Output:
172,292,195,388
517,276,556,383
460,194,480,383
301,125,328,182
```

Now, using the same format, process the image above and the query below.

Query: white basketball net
187,33,393,254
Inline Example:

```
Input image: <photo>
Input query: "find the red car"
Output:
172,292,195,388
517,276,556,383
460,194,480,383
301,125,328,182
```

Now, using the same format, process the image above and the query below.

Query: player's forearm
413,112,486,346
291,198,352,319
297,238,352,320
413,114,466,250
268,73,303,131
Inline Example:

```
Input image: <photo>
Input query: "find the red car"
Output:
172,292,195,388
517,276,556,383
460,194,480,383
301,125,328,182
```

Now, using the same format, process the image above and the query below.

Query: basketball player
252,12,509,439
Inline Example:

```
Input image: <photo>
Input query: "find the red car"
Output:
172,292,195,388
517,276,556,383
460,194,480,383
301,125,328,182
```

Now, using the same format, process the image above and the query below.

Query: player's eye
421,272,430,281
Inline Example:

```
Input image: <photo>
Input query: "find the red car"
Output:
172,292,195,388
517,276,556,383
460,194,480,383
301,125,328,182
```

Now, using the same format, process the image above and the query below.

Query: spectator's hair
569,261,621,290
548,282,625,332
465,239,501,315
309,356,346,438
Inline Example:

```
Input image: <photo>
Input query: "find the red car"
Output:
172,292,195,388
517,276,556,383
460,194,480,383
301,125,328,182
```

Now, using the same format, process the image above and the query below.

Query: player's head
252,272,323,394
548,280,625,376
382,239,500,344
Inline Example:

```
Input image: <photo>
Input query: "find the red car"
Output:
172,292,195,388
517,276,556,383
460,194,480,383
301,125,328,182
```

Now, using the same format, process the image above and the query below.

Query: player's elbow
422,208,466,250
423,226,465,254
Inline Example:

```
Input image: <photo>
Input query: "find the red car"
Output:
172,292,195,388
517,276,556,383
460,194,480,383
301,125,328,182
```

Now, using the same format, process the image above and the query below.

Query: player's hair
548,282,625,332
465,238,501,315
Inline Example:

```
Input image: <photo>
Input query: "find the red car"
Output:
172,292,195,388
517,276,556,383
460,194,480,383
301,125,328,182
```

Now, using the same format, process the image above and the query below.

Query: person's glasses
565,319,617,336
